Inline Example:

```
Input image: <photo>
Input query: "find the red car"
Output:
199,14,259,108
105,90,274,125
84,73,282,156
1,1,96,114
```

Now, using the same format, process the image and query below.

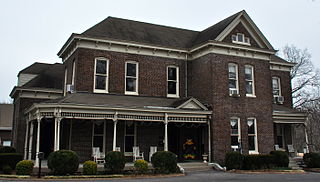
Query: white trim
93,57,109,93
167,66,179,98
228,63,239,96
245,65,255,97
230,117,241,149
232,33,251,46
176,98,208,110
272,77,281,97
72,59,76,86
247,117,258,154
125,61,139,95
64,68,67,96
124,121,136,152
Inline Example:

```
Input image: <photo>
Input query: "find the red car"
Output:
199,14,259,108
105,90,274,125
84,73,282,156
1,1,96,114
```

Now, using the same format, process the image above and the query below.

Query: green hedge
242,154,274,170
303,153,320,168
104,151,126,173
16,160,34,175
47,150,79,175
225,152,243,170
0,153,23,170
270,151,289,167
151,151,177,174
0,146,16,153
83,161,97,175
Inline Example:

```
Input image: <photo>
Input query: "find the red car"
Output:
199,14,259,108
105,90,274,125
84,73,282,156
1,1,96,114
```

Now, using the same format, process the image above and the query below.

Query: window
72,59,76,85
228,63,239,95
3,141,11,146
125,61,138,95
167,66,179,97
92,121,106,153
247,118,258,154
94,58,109,93
124,121,136,152
272,77,281,97
245,65,255,96
232,33,250,45
230,117,241,150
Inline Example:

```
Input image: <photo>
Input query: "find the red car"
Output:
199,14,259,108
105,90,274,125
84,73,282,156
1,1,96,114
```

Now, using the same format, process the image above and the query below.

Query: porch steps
178,162,212,173
289,157,304,170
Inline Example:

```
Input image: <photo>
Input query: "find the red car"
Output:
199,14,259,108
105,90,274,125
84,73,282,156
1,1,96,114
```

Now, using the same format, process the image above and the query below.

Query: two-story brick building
11,10,308,164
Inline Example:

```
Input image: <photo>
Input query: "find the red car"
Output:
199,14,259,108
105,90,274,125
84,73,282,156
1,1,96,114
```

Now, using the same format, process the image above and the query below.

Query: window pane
96,60,106,74
93,136,103,151
229,80,237,89
168,67,177,80
246,81,253,94
94,122,104,134
95,75,106,90
228,65,236,79
237,34,243,42
126,123,134,135
125,136,134,152
168,81,177,95
232,35,237,41
126,78,136,92
248,136,255,150
272,78,279,89
230,119,238,134
247,119,255,134
231,136,239,146
127,63,136,77
245,67,252,80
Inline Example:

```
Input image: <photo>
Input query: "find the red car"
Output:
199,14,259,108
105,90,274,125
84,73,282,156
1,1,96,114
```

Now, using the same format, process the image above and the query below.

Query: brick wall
271,70,293,108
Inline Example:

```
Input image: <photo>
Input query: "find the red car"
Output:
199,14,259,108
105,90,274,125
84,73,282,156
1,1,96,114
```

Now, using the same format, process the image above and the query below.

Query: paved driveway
1,171,320,182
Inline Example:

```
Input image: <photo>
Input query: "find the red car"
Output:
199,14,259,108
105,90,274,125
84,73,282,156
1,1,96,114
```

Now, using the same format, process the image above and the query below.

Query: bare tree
282,45,320,108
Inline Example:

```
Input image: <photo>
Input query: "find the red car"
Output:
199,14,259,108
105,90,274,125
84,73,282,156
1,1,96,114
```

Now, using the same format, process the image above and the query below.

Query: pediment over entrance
176,98,208,111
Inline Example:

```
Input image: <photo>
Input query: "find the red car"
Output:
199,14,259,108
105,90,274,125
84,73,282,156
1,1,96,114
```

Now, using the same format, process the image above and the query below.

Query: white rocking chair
92,147,105,164
149,146,157,162
133,146,144,161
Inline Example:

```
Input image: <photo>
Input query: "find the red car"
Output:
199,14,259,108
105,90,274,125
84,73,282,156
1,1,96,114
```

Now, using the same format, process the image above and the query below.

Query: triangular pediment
215,10,274,50
176,98,208,110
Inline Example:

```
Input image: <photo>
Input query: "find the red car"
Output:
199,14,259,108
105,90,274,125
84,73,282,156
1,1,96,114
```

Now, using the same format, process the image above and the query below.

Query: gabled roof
19,62,53,76
270,55,296,67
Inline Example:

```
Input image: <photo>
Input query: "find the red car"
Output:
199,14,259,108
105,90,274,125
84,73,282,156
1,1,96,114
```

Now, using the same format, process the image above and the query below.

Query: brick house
0,104,13,146
10,10,308,164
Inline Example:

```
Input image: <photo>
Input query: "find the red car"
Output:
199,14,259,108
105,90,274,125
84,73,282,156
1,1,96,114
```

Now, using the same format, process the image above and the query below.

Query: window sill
125,91,139,95
167,94,179,98
229,94,240,98
232,40,251,46
249,151,259,154
94,89,109,94
246,94,256,98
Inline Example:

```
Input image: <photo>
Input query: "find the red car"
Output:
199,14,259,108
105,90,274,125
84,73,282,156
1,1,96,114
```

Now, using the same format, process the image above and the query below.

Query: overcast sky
0,0,319,102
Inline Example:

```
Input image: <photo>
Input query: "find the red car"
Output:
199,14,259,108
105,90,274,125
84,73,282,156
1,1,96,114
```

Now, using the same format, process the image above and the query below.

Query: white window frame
167,66,179,98
125,61,139,95
124,121,137,153
247,118,258,154
232,33,251,46
63,67,67,96
92,121,106,153
230,117,241,150
245,65,255,97
272,77,281,97
228,63,239,96
72,59,76,86
93,58,109,93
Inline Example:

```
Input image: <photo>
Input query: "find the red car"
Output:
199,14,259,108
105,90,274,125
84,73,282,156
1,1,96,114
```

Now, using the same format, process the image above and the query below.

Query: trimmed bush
270,151,289,167
104,151,126,173
242,154,274,170
47,150,79,175
134,159,148,174
225,152,243,170
3,165,13,174
0,146,16,153
303,153,320,168
83,161,97,175
16,160,34,175
0,153,23,170
151,151,177,174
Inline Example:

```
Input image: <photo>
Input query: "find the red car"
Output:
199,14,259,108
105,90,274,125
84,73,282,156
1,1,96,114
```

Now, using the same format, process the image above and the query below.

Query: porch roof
25,93,212,123
272,104,307,124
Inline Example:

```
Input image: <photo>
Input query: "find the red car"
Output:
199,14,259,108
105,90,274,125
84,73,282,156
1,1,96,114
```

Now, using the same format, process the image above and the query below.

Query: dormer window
232,33,250,45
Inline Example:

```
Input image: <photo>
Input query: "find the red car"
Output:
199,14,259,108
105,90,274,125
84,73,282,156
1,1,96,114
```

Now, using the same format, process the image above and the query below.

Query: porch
24,93,212,166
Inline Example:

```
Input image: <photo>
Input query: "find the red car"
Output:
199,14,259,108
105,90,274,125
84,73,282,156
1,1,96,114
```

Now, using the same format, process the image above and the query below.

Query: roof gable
176,98,208,110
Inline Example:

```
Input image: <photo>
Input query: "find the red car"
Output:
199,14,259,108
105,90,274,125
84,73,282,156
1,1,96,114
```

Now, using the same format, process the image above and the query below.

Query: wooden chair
149,146,157,162
133,146,144,161
274,144,280,151
92,147,105,164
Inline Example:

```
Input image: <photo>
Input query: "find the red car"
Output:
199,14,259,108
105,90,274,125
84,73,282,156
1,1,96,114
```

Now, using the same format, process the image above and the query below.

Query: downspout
185,53,188,97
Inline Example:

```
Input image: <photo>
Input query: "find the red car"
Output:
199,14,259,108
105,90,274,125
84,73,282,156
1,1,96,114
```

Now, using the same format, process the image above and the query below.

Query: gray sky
0,0,319,102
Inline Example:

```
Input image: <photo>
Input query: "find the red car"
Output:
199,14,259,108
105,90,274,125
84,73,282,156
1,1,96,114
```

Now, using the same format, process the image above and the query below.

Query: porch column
112,112,118,151
54,118,57,151
164,113,168,151
28,121,34,160
54,117,62,151
24,121,29,160
304,121,310,153
35,115,42,167
208,118,212,163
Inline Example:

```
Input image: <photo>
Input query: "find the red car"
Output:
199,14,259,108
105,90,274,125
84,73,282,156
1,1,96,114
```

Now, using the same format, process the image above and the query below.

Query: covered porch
23,93,212,166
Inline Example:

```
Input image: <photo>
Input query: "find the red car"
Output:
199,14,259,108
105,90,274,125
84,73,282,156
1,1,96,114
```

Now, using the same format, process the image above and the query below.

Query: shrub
225,152,243,170
303,153,320,168
151,151,177,174
47,150,79,175
134,159,148,174
0,146,16,153
0,153,23,170
3,165,13,174
83,161,97,175
242,154,274,170
104,151,126,173
15,160,34,175
270,151,289,167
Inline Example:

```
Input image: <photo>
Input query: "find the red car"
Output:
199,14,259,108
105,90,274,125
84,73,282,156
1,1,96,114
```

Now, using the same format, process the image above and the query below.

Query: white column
28,121,34,160
164,113,168,151
24,121,29,160
35,117,41,167
208,119,212,163
56,118,61,151
304,122,310,153
54,118,58,151
113,120,118,151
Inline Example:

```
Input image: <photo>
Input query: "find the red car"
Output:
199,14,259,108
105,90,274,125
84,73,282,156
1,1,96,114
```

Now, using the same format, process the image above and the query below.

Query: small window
125,61,138,94
94,58,109,93
92,121,105,153
228,63,239,95
245,65,255,96
125,121,135,152
232,33,250,45
247,118,258,154
272,77,281,97
230,117,241,150
167,66,179,97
